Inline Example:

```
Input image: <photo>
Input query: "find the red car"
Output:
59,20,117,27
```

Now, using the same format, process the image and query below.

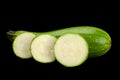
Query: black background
0,10,117,79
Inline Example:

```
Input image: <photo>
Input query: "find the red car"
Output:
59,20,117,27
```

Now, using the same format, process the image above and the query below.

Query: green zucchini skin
48,26,111,58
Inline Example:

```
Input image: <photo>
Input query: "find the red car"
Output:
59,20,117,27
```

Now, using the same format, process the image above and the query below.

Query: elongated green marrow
31,34,57,63
7,26,111,58
54,34,88,67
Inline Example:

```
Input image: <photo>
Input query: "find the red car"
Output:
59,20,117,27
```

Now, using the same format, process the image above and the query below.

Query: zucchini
31,34,57,63
12,32,36,59
7,26,111,58
54,34,88,67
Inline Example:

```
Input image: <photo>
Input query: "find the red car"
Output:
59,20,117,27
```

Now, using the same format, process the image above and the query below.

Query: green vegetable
54,34,88,67
31,34,57,63
7,26,111,59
